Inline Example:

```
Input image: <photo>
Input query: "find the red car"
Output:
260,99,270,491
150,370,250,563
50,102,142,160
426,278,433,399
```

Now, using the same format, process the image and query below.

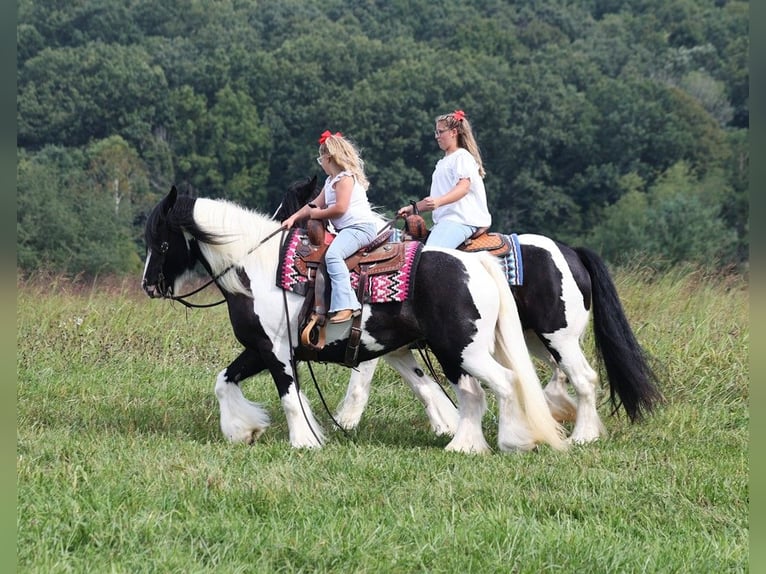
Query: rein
166,213,400,309
165,225,287,309
281,284,352,442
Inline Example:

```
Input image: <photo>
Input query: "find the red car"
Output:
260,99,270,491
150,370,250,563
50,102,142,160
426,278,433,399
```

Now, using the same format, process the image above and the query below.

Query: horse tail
574,246,663,421
478,255,568,451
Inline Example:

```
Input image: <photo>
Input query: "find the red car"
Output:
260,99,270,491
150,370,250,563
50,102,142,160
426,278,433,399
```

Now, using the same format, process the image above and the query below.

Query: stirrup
300,313,326,350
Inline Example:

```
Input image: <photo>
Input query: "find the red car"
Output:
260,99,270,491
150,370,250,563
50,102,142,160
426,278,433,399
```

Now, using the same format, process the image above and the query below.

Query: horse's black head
142,186,198,298
274,175,318,222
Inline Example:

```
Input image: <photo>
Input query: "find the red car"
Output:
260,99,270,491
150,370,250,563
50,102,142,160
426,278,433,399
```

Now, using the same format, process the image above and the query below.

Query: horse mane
185,198,283,296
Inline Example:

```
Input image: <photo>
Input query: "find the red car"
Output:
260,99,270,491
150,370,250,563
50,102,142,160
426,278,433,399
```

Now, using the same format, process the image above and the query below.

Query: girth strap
343,266,368,367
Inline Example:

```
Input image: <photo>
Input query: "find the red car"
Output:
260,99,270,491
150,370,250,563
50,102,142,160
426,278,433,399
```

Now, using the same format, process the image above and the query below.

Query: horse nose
142,278,156,297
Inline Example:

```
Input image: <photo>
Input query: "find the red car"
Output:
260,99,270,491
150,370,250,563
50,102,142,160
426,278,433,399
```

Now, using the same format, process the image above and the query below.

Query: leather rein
163,225,287,309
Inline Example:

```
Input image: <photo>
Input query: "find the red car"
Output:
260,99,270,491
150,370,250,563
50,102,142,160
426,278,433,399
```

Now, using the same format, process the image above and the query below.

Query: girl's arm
398,178,470,215
282,189,327,228
312,175,352,219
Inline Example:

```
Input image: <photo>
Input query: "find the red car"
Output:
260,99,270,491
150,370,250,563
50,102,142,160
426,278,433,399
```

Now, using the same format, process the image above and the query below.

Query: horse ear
164,186,178,214
301,175,317,203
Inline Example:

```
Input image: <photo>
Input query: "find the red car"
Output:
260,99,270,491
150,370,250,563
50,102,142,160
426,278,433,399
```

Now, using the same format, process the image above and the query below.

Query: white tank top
323,171,377,229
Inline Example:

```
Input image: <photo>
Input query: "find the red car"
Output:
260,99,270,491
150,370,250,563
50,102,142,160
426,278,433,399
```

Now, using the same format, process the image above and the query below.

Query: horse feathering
477,253,567,450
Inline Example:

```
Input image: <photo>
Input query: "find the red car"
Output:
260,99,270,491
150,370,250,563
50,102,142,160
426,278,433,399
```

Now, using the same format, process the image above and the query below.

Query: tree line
17,0,749,275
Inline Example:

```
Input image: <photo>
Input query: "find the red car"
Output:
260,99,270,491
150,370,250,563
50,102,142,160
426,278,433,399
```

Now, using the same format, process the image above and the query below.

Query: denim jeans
425,220,478,249
325,222,378,313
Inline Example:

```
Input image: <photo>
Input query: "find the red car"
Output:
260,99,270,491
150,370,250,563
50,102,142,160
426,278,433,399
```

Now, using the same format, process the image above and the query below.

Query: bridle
154,225,287,309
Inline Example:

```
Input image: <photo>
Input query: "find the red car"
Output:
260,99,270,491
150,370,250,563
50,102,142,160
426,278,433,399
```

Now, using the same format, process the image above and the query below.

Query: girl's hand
421,197,438,211
397,205,413,218
282,213,299,229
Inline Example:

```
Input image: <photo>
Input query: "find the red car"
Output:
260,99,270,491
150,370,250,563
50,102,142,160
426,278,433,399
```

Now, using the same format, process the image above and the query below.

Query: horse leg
444,374,491,454
457,355,538,453
443,355,540,453
525,333,578,423
552,340,606,443
335,349,459,435
334,358,379,430
382,348,459,436
215,348,271,444
264,350,326,448
279,379,326,448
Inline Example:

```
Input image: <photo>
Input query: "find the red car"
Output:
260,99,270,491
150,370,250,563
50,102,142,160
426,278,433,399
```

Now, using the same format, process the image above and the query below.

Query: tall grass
17,269,748,573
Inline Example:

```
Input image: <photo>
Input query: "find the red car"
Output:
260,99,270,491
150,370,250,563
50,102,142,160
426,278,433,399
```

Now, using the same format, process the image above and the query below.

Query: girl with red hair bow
282,131,378,323
397,109,491,247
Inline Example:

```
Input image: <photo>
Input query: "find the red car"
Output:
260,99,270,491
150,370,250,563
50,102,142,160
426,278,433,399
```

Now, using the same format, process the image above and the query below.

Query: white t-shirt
323,171,377,230
430,148,491,227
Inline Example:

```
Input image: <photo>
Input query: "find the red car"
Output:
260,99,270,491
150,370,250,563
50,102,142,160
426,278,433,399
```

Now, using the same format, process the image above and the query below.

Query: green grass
17,269,748,573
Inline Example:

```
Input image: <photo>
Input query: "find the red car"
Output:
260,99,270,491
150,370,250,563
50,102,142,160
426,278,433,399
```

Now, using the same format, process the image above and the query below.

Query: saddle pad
350,240,421,303
501,233,523,286
278,229,423,303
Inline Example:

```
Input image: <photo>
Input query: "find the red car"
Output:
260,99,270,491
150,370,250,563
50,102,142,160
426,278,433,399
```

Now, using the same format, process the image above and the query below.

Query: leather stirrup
300,312,326,351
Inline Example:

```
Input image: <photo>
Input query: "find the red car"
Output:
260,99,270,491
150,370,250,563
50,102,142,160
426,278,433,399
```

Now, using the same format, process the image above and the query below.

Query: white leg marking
384,349,459,436
543,368,579,424
215,371,270,444
525,333,578,424
445,375,491,454
497,395,537,452
563,348,606,443
281,386,326,448
335,359,378,430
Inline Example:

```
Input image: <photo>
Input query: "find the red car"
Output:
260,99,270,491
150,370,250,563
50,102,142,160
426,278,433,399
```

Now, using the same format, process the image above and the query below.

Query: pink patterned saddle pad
278,229,422,303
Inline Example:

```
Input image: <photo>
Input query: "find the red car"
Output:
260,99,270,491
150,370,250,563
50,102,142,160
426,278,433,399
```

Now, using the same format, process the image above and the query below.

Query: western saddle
292,219,405,366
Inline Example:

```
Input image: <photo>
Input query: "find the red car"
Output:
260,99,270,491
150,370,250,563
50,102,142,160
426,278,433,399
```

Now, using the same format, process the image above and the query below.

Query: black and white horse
142,186,567,453
275,177,662,443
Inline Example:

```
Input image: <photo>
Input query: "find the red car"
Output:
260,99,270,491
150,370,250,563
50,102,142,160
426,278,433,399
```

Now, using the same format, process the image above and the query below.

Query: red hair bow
319,130,342,144
453,109,465,122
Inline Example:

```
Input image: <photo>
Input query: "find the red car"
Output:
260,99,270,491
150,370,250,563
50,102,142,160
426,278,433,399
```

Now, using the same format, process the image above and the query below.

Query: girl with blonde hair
282,131,378,323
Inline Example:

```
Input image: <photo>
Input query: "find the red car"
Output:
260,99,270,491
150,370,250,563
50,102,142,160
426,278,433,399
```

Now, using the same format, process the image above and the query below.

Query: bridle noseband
154,226,286,309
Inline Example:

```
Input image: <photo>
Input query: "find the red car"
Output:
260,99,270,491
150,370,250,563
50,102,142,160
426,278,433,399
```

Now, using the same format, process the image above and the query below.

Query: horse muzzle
142,279,170,299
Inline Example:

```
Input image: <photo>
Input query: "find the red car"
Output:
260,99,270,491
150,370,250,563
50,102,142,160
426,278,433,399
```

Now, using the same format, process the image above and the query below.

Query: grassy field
17,269,748,573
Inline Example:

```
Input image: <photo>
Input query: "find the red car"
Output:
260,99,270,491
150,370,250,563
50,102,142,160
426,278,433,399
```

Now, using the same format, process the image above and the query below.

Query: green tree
18,43,167,148
167,85,270,205
588,162,737,270
18,147,143,274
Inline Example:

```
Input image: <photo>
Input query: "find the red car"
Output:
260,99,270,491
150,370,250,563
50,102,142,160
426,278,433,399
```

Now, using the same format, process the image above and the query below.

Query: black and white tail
574,247,664,421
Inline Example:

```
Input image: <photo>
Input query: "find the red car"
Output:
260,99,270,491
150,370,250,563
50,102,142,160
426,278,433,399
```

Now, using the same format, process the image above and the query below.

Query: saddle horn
404,200,428,241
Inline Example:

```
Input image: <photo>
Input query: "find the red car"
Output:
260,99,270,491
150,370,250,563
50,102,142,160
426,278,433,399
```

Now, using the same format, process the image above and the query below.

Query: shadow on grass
23,387,472,452
23,395,224,443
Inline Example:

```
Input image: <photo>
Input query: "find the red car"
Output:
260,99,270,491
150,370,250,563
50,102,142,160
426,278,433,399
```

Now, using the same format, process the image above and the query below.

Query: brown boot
330,309,359,324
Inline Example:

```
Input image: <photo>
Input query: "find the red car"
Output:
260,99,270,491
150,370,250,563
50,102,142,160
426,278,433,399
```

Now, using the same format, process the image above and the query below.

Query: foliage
17,146,145,274
587,162,738,270
16,0,749,274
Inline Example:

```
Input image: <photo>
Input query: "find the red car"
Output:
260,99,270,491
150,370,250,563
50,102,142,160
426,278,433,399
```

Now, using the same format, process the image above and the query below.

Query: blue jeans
426,220,477,249
326,222,378,313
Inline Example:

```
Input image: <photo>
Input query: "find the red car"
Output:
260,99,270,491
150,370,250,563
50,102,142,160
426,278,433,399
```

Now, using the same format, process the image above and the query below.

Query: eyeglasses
434,128,451,137
316,156,324,165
